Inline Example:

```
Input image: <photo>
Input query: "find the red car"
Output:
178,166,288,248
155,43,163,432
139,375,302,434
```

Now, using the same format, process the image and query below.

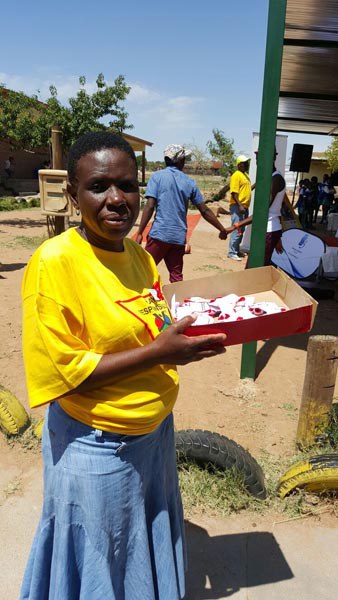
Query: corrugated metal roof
277,0,338,136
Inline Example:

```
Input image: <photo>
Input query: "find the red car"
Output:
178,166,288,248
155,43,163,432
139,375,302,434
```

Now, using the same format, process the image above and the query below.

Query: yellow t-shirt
229,170,252,207
22,227,179,434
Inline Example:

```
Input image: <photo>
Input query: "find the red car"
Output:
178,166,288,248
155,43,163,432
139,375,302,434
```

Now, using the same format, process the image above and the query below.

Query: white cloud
0,72,97,103
127,82,161,104
125,83,205,128
137,94,205,129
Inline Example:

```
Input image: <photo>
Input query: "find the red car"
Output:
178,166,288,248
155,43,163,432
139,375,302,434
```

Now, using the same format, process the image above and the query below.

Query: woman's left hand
151,315,227,365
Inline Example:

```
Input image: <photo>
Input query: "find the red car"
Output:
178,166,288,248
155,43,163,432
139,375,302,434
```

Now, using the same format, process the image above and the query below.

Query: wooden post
51,125,65,236
296,335,338,448
141,150,146,185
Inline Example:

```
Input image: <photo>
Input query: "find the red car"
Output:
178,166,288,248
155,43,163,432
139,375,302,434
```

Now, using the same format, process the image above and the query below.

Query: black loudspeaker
290,144,313,172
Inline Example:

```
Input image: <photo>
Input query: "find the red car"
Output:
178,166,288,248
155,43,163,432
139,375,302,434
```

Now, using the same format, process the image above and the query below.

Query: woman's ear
66,181,79,211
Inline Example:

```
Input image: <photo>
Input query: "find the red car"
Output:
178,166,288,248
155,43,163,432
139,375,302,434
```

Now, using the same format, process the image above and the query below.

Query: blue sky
1,0,330,161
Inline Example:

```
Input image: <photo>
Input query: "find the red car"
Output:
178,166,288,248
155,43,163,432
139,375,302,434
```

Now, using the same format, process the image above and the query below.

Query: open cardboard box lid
163,266,317,346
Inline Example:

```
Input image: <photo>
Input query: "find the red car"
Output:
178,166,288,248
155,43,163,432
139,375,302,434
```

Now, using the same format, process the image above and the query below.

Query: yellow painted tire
0,386,30,435
278,454,338,498
33,418,44,439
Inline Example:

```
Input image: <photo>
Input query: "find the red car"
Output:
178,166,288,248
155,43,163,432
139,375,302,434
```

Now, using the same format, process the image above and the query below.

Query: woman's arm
66,315,227,395
197,202,227,239
225,214,253,234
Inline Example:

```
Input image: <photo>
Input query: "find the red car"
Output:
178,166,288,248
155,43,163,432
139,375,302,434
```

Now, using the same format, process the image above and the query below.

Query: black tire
175,429,267,499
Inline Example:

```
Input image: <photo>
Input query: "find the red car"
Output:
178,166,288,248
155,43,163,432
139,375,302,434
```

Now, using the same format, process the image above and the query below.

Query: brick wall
0,140,50,179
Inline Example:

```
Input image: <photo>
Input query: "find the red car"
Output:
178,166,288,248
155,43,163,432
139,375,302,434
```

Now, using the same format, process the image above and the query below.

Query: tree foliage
0,73,132,150
206,128,236,178
146,160,164,172
186,143,210,174
325,137,338,173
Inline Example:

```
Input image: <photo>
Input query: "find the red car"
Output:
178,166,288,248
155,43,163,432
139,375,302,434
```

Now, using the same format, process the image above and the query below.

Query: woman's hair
67,131,137,182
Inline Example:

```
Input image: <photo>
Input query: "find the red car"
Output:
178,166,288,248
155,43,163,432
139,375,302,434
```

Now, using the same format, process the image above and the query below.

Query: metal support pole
240,0,287,380
292,171,299,206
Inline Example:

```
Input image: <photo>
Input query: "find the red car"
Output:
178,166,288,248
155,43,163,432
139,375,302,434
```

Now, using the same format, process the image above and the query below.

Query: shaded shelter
241,0,338,379
277,0,338,137
121,132,153,185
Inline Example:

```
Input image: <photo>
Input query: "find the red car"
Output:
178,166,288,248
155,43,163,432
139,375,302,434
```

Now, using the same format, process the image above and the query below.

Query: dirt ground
1,207,338,510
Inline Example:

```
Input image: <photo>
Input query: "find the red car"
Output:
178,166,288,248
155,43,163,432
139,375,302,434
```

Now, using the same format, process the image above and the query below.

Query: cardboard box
163,266,317,347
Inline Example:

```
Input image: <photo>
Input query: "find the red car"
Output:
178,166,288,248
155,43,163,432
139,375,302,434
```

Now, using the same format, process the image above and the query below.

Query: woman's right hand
151,315,227,365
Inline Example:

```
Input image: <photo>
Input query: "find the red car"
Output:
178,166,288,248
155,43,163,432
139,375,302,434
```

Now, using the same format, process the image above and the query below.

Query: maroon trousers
145,236,185,282
245,229,282,268
264,229,282,265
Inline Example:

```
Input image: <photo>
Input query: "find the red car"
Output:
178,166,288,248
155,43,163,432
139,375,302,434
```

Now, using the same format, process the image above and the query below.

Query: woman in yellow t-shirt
21,132,226,600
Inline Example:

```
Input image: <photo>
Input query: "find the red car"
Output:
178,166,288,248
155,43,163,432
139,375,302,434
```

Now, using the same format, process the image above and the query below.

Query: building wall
307,160,329,182
285,159,331,191
0,140,50,179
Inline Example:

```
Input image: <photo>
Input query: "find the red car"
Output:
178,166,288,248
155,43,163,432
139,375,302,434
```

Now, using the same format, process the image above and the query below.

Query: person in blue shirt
296,178,312,229
136,144,227,282
319,175,335,224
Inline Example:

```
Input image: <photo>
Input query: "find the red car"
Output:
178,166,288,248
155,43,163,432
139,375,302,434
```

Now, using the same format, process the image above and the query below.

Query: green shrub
0,197,40,211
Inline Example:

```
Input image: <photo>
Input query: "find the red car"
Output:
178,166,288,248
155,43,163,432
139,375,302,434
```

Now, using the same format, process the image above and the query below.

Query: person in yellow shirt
21,131,226,600
227,154,252,261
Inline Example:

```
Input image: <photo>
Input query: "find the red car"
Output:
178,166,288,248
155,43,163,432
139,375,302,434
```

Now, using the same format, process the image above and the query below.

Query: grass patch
0,197,40,211
191,174,224,197
178,461,255,517
4,235,48,250
0,477,23,506
178,444,338,520
5,421,41,453
194,264,232,273
281,402,298,420
322,402,338,447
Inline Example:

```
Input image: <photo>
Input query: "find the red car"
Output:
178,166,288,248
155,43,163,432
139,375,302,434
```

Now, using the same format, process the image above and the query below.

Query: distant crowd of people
295,174,337,228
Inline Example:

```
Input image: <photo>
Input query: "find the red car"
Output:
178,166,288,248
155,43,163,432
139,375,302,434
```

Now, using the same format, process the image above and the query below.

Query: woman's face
68,148,139,251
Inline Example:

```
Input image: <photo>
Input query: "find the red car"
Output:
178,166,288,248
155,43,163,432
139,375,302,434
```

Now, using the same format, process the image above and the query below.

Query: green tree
186,143,209,175
0,73,132,150
206,129,236,178
325,138,338,173
146,160,164,171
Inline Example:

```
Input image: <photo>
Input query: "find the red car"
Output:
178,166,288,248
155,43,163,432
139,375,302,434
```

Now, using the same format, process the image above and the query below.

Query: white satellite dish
272,228,326,279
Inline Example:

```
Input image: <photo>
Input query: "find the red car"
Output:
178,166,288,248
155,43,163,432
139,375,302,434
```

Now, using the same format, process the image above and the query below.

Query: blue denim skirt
21,402,186,600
